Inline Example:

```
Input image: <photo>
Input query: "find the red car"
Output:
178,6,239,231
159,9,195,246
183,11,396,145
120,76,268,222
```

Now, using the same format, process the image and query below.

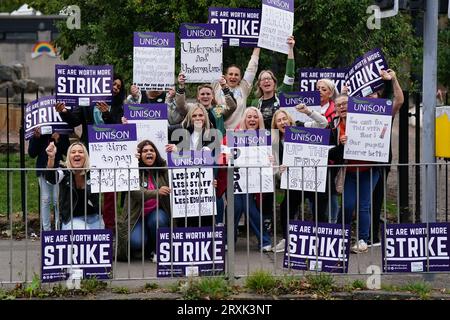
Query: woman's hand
121,116,128,124
165,144,177,153
55,102,67,113
213,179,218,188
130,85,140,98
295,103,312,115
279,165,287,174
96,101,109,113
219,75,228,89
158,186,171,196
339,135,348,145
178,73,186,88
46,141,57,159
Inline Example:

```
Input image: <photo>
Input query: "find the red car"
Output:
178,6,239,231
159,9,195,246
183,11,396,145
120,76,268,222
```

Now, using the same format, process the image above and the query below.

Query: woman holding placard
117,140,171,262
45,141,104,230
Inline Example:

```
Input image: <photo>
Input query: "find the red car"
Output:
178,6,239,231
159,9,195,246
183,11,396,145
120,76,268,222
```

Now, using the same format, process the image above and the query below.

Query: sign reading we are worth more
298,68,348,94
133,32,175,91
281,127,330,193
25,95,73,140
382,223,450,273
41,229,113,283
258,0,294,54
55,65,113,107
227,129,274,194
208,7,261,47
279,91,321,124
88,124,139,193
123,103,168,160
284,221,350,273
157,226,225,277
180,23,223,83
344,96,392,163
345,48,388,97
168,151,216,219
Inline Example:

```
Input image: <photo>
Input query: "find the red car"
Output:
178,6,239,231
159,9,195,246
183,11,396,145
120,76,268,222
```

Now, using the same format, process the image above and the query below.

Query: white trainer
272,239,286,253
262,245,272,252
351,239,368,253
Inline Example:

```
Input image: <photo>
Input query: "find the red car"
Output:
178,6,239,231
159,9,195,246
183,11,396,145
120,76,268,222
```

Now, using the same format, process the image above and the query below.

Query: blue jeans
215,195,225,225
61,214,104,230
130,209,169,254
338,169,380,241
234,194,271,248
38,175,59,231
326,194,339,224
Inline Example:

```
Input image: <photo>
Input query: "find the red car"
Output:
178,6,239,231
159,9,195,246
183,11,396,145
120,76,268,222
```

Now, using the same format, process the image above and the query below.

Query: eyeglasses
336,102,348,108
260,77,274,82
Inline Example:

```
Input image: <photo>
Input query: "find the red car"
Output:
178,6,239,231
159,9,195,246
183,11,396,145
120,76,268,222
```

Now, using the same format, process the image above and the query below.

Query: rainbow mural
31,41,57,59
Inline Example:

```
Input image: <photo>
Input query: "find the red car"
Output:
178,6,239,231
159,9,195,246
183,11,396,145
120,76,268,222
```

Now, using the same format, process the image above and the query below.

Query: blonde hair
239,107,265,130
271,109,295,144
196,84,217,106
255,70,278,98
182,103,211,131
317,78,338,101
65,142,89,175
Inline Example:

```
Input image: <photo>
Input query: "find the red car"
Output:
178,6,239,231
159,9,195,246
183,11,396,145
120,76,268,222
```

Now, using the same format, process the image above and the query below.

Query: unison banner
133,32,175,91
208,7,261,47
157,226,225,277
279,91,321,124
25,95,73,140
88,124,140,193
41,229,113,283
180,23,223,83
55,65,113,107
382,223,450,272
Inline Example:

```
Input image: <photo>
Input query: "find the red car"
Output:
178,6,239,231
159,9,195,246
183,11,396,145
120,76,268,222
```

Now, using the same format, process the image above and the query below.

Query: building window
5,32,37,41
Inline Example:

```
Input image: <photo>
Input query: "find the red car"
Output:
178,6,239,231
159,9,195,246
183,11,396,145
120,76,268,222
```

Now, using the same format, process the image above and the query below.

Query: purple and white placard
25,95,73,140
298,68,348,94
168,151,216,218
344,96,393,163
345,48,388,97
157,226,225,277
258,0,294,54
180,23,223,83
55,65,113,107
227,129,274,194
279,91,321,124
123,103,168,160
382,223,450,273
208,7,261,47
41,229,113,283
88,124,140,193
133,32,175,91
284,221,350,273
281,127,331,193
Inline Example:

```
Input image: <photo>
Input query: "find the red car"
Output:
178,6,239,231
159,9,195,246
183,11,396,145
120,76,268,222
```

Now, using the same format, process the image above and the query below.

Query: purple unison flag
55,65,113,108
279,91,321,107
157,226,226,277
382,223,450,273
298,68,348,93
133,32,175,48
284,126,331,146
41,229,113,283
348,96,393,116
208,7,261,47
25,95,73,140
87,124,137,143
345,48,388,97
284,221,351,273
180,23,222,39
167,150,215,168
123,103,168,120
226,129,271,147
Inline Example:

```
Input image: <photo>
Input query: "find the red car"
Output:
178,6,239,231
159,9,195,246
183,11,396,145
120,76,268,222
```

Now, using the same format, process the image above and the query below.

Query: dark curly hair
137,140,166,172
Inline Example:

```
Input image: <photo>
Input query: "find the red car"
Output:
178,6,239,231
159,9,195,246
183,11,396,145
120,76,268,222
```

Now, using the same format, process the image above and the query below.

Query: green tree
0,0,27,12
30,0,419,90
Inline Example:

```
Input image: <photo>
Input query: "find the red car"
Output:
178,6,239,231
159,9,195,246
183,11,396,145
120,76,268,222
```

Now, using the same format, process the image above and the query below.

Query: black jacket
28,134,70,176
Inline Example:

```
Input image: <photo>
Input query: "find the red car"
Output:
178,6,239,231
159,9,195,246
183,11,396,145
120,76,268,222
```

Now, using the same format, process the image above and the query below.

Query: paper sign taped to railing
284,221,350,273
157,226,225,277
41,229,113,283
382,223,450,273
88,124,140,193
281,127,331,193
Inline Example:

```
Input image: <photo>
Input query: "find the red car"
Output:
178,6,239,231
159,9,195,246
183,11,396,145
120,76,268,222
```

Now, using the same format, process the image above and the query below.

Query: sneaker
272,239,286,253
150,252,157,263
367,239,381,247
351,240,368,253
262,245,272,252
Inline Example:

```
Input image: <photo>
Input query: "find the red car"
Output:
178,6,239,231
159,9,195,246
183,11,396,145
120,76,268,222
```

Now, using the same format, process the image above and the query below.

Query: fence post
6,88,10,220
398,90,410,222
415,93,421,222
20,90,26,222
226,165,235,285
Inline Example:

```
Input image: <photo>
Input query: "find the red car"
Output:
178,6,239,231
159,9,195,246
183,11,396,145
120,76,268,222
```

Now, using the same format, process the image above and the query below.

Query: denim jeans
130,209,169,254
326,194,339,224
61,213,105,230
215,195,225,225
234,194,271,248
38,175,59,231
338,168,380,241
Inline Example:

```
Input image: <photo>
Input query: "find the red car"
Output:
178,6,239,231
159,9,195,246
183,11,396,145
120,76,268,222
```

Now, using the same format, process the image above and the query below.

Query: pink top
143,175,157,216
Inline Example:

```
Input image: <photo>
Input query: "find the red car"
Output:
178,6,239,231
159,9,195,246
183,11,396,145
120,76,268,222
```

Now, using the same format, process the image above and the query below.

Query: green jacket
116,168,171,261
